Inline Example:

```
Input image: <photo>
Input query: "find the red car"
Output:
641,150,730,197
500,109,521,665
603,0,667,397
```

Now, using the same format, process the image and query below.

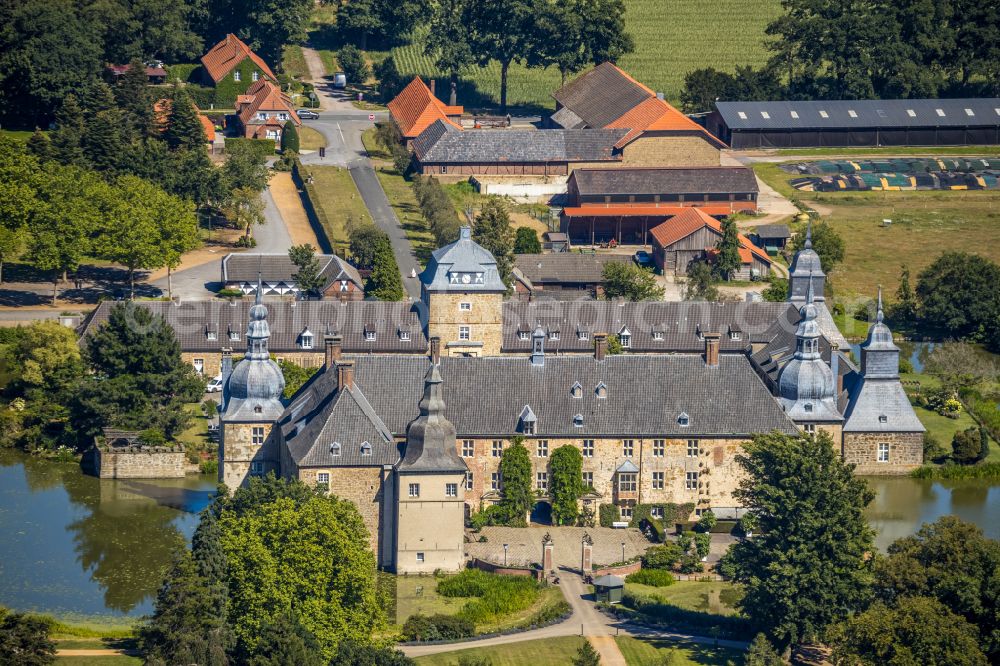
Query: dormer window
365,330,376,342
518,330,530,341
879,414,888,423
549,330,560,341
677,412,690,427
571,382,583,399
804,403,813,413
519,405,536,435
228,328,240,341
330,442,341,456
652,331,664,341
300,330,314,349
206,326,218,341
577,329,589,341
595,382,607,399
361,442,372,456
399,328,411,341
257,112,267,121
619,327,631,348
573,414,583,428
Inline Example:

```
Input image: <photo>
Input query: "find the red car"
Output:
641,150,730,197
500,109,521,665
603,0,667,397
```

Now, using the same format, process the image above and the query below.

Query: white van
333,71,347,89
206,375,224,393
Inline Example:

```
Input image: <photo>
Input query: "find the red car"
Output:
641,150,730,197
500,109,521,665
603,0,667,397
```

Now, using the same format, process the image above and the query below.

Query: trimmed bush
626,569,675,587
401,613,473,641
225,137,276,158
599,503,618,527
642,544,683,570
165,63,201,83
281,121,300,154
183,84,217,110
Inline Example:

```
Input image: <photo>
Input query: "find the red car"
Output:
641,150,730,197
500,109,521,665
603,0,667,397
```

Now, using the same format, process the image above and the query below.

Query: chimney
221,347,233,385
450,80,457,107
594,333,608,361
831,342,842,396
656,92,665,101
704,332,721,367
336,360,355,390
430,336,441,364
531,326,545,366
429,79,436,96
324,334,342,369
459,226,471,240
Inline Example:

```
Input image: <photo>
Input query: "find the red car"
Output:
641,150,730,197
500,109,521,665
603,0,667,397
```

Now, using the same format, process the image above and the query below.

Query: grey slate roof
279,354,796,463
715,99,1000,131
420,226,507,293
570,168,759,197
842,377,925,433
398,363,468,473
412,120,627,164
513,254,629,286
754,224,791,240
549,105,587,130
552,62,653,129
80,300,428,354
502,300,796,353
221,253,363,291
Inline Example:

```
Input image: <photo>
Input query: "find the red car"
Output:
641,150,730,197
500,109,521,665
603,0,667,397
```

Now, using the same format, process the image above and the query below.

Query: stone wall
91,447,187,479
592,560,642,577
427,292,503,357
621,135,721,167
221,421,279,489
843,432,923,475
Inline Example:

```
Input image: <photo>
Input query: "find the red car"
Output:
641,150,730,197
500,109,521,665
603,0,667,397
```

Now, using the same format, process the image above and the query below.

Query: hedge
184,84,218,110
625,569,675,587
402,614,474,641
599,503,618,527
165,63,201,84
225,137,276,157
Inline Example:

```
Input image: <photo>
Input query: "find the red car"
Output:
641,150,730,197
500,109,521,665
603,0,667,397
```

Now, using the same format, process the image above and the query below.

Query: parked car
333,72,347,89
633,250,652,267
206,375,224,393
297,109,319,120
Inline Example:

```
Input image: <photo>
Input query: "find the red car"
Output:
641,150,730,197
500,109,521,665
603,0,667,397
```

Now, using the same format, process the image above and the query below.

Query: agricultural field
307,0,780,110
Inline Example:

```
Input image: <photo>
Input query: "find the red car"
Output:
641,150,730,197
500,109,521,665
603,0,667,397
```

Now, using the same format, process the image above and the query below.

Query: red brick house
234,80,300,141
387,77,463,147
200,33,277,87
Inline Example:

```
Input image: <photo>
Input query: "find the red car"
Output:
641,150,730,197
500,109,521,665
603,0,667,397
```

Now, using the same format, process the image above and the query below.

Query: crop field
309,0,781,110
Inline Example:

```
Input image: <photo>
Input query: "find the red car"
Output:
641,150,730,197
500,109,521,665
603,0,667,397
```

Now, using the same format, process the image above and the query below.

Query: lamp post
621,541,626,564
503,543,509,567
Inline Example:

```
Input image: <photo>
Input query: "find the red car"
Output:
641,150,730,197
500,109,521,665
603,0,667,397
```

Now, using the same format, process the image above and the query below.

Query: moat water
0,451,997,621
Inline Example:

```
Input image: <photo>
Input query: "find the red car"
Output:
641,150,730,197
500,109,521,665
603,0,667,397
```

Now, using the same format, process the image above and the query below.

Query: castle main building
218,227,923,572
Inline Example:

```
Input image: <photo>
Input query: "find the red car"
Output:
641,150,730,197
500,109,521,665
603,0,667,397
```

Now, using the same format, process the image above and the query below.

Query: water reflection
863,476,1000,551
0,450,214,619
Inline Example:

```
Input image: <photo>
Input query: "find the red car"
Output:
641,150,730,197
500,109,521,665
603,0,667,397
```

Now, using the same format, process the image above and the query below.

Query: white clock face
461,273,471,284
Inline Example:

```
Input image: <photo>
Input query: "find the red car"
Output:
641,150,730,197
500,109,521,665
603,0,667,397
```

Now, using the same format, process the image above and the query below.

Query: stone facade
88,446,187,479
842,432,923,475
220,422,279,489
426,292,503,357
621,135,721,167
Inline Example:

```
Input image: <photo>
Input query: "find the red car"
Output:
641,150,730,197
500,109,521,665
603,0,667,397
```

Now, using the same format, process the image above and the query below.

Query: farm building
221,253,364,301
548,62,727,166
709,99,1000,149
559,167,759,246
411,120,626,177
387,77,463,146
753,224,791,251
650,207,771,279
511,253,631,300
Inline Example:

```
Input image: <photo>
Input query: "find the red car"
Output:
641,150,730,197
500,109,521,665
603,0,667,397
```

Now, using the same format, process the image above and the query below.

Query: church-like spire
875,285,884,324
246,272,271,360
398,361,467,473
804,218,813,249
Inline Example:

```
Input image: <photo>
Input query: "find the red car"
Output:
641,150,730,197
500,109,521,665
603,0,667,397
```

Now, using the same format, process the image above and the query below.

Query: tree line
682,0,1000,111
335,0,634,111
0,0,314,125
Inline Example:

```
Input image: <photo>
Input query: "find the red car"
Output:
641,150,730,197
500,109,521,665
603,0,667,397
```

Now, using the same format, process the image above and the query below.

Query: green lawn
616,635,746,666
361,127,391,162
307,0,780,110
413,636,588,666
374,169,435,264
0,129,35,142
306,165,373,253
281,44,310,80
626,581,743,617
298,126,327,151
55,658,141,665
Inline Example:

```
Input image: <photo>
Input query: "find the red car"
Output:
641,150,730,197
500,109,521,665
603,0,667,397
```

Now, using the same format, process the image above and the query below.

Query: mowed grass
55,657,142,665
616,635,746,666
310,0,780,109
626,581,744,617
374,169,436,264
281,44,310,80
298,126,327,151
413,636,588,666
308,166,373,251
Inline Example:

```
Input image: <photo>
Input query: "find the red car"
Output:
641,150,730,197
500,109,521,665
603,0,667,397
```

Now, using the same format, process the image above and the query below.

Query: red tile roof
200,34,276,84
387,77,463,139
236,79,300,128
648,208,770,263
562,203,757,217
153,98,215,143
199,114,216,142
606,96,727,149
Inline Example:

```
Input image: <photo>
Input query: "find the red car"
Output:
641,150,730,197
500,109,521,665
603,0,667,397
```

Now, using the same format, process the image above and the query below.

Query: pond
0,450,215,623
849,340,940,373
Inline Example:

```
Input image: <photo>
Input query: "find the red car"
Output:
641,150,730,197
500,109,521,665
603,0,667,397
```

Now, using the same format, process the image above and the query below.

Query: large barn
709,99,1000,149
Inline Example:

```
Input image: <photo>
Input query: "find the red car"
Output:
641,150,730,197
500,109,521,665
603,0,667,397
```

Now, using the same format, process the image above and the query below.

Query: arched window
330,442,341,456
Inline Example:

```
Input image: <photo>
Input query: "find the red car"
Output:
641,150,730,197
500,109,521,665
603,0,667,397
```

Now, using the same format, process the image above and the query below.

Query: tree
349,223,388,271
924,343,999,392
331,640,414,666
288,244,325,298
473,197,515,288
830,597,987,666
81,108,124,173
138,549,230,666
499,440,532,526
25,130,52,162
0,140,39,285
681,67,737,113
222,141,270,193
0,607,57,666
578,0,635,65
571,640,601,666
246,612,324,666
425,0,474,99
549,445,584,526
873,516,1000,660
789,221,844,273
761,277,788,302
915,252,1000,345
116,57,155,139
223,188,266,243
527,0,588,86
683,261,720,302
951,427,983,464
281,121,300,154
278,359,319,399
164,92,206,151
603,261,665,301
891,264,917,326
216,476,384,660
714,217,742,280
338,45,371,85
374,56,407,101
745,633,783,666
364,235,405,300
49,95,86,166
155,187,202,300
464,0,536,112
513,227,541,254
720,432,875,653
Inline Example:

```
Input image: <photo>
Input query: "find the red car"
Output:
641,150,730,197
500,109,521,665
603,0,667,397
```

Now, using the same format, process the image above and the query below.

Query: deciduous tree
683,261,720,302
513,227,541,254
549,445,584,525
349,223,388,271
789,221,844,273
499,439,532,526
0,607,57,666
288,244,325,298
425,0,474,97
338,45,371,85
916,252,1000,346
463,0,536,112
472,197,514,287
603,261,665,301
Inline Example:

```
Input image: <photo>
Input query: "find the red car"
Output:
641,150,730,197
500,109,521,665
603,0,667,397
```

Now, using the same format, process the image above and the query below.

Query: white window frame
877,442,890,463
462,440,474,457
536,472,547,491
620,505,633,520
365,330,376,342
652,472,664,490
518,331,530,341
233,70,241,82
492,440,503,457
459,302,472,311
582,440,594,457
408,483,420,498
445,483,458,497
549,331,560,341
653,439,665,457
416,552,424,563
300,334,313,349
582,471,593,487
317,472,330,485
623,439,634,457
687,439,699,457
465,471,473,490
459,326,471,341
618,472,637,492
252,71,259,82
399,330,411,341
251,427,265,446
491,472,499,490
686,471,698,490
651,506,663,519
330,442,341,456
193,358,205,374
361,442,372,456
537,440,548,457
